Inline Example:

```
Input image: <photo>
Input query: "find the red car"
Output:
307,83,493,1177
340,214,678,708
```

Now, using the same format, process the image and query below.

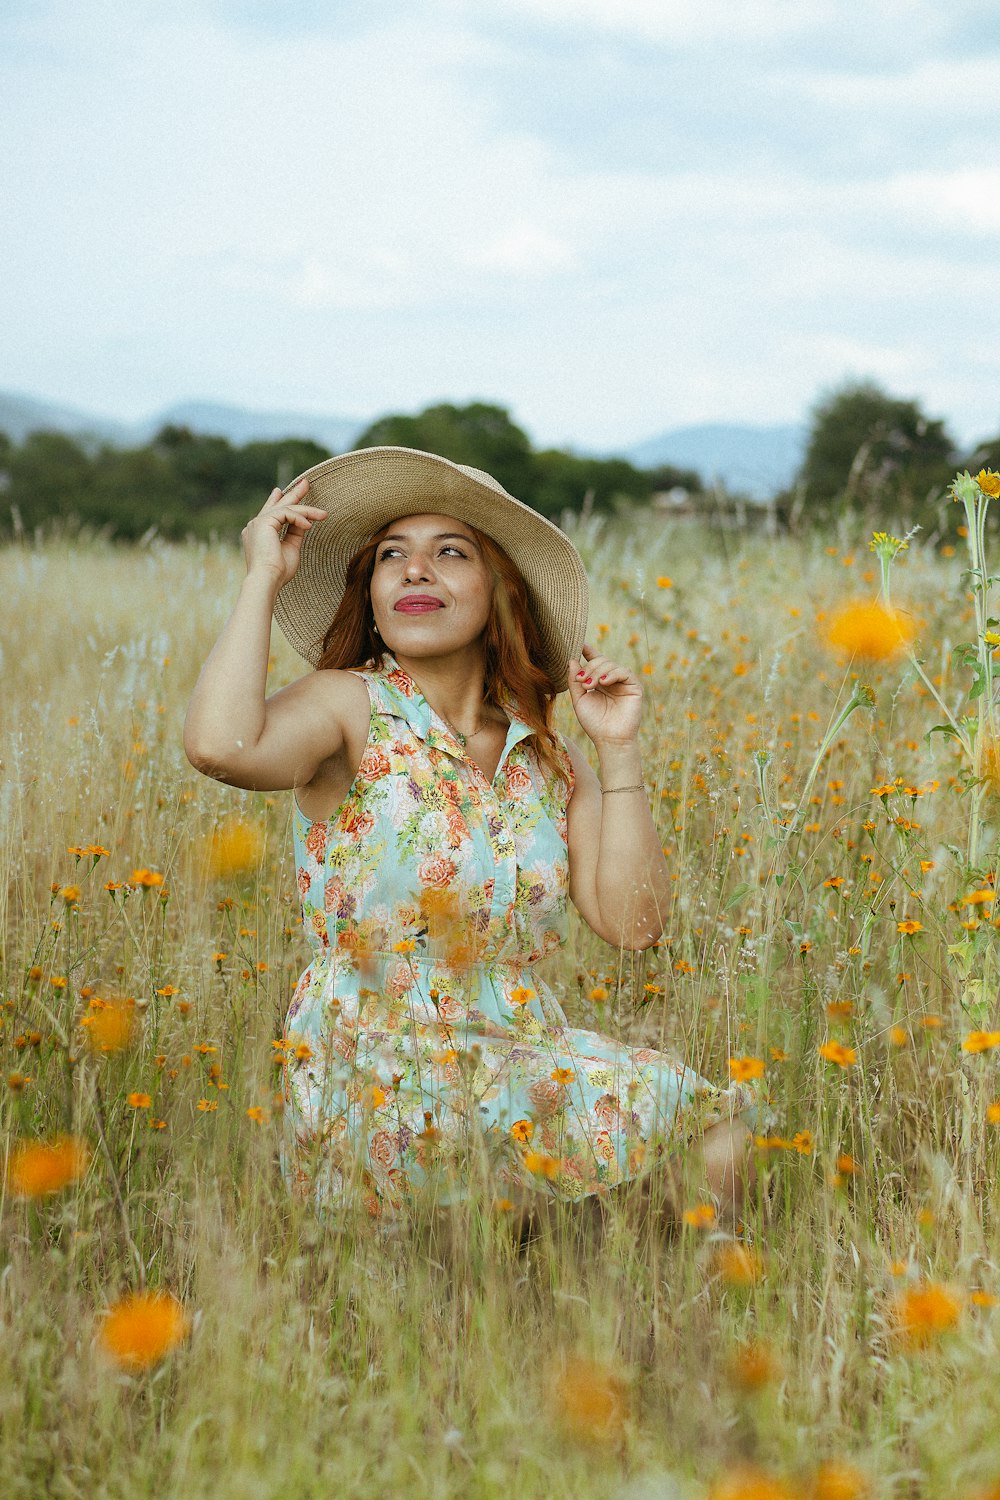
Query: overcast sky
3,0,998,451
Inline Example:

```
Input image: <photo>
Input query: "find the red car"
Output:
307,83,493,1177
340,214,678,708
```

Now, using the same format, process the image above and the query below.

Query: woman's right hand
240,477,328,588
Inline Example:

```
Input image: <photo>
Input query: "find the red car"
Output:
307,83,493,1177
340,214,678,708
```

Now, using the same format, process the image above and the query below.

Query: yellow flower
987,1102,1000,1124
509,985,536,1006
6,1135,90,1197
824,600,915,661
728,1056,765,1083
510,1118,534,1144
963,888,995,905
129,868,164,889
962,1030,1000,1054
656,575,673,588
896,919,923,935
59,885,80,904
204,817,264,879
196,1099,218,1112
892,1280,961,1346
819,1040,857,1068
99,1290,190,1371
551,1067,575,1084
976,468,1000,499
246,1106,269,1123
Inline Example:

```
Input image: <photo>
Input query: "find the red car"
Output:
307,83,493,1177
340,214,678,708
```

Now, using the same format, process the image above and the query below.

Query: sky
2,0,999,452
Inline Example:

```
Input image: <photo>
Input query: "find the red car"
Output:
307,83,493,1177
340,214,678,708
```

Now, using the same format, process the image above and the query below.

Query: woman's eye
440,546,465,557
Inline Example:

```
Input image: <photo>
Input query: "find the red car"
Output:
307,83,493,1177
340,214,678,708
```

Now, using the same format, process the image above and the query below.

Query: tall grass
3,512,1000,1498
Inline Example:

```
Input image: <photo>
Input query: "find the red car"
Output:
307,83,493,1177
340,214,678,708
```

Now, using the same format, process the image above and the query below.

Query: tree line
0,384,995,542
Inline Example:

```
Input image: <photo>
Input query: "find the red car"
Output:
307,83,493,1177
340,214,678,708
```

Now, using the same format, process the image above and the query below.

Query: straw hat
272,446,589,691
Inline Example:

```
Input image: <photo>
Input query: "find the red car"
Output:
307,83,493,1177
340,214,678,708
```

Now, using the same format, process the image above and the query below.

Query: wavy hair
316,522,569,786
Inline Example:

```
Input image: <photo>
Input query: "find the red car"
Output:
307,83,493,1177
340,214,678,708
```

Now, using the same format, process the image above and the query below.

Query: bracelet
601,782,646,795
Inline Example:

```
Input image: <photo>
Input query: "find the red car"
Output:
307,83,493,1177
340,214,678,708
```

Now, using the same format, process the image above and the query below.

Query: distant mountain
624,422,807,499
0,390,362,453
0,391,135,446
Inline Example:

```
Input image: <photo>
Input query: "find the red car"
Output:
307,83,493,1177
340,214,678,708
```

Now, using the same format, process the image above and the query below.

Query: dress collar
368,653,533,763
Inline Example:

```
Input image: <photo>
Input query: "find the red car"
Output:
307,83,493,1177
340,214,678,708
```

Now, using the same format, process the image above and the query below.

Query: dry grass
3,513,1000,1498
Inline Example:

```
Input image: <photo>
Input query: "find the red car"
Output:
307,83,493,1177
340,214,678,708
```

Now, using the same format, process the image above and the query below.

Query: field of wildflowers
4,470,1000,1498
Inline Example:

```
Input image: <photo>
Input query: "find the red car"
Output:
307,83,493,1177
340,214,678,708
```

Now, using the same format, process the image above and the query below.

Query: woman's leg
697,1115,756,1230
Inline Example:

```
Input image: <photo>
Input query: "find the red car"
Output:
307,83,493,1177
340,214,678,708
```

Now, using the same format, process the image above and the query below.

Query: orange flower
824,600,915,661
987,1102,1000,1125
509,985,536,1006
551,1067,575,1085
709,1465,795,1500
715,1243,765,1286
683,1202,717,1229
524,1151,560,1180
204,817,263,879
196,1099,218,1113
962,1031,1000,1054
551,1354,629,1444
893,1280,961,1346
246,1106,269,1123
807,1461,870,1499
98,1290,190,1370
127,1093,151,1109
725,1339,780,1391
6,1135,89,1197
819,1040,857,1068
896,920,923,935
728,1056,765,1083
80,998,137,1054
510,1119,534,1144
129,869,163,889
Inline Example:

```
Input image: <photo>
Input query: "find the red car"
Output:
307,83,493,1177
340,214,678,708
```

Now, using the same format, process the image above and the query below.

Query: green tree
354,402,537,502
6,431,93,531
799,380,956,514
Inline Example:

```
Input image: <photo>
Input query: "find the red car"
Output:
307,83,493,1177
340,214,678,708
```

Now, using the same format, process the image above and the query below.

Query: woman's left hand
566,644,643,745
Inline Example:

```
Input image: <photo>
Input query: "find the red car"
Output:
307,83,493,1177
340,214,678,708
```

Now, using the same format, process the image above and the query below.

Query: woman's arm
563,645,670,950
183,480,345,791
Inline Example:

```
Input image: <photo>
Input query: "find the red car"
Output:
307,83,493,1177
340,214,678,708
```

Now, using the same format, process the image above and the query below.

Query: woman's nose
402,551,434,582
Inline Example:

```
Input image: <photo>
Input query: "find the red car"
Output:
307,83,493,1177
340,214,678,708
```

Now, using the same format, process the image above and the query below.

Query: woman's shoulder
277,665,372,728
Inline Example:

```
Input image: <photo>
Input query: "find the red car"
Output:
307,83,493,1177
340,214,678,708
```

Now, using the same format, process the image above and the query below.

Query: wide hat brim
271,446,589,692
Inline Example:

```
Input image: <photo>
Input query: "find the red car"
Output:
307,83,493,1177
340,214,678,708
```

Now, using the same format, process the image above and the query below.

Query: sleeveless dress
279,657,757,1220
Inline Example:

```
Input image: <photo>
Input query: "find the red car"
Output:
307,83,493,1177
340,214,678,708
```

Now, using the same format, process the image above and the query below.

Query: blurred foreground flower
204,817,264,879
715,1243,765,1286
709,1465,795,1500
99,1290,191,1371
893,1280,961,1347
808,1461,870,1499
551,1354,629,1444
80,998,137,1054
6,1135,90,1197
824,601,915,662
725,1338,780,1391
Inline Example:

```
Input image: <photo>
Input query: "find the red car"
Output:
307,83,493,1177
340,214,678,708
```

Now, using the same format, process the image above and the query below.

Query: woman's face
369,513,493,659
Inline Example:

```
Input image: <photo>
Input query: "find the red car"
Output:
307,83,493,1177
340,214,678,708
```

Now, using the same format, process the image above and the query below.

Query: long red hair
316,522,569,786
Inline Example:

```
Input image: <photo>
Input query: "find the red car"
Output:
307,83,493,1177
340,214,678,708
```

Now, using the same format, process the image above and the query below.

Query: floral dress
279,657,757,1219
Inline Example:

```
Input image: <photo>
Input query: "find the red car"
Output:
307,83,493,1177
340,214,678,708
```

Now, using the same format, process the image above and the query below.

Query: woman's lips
394,597,444,613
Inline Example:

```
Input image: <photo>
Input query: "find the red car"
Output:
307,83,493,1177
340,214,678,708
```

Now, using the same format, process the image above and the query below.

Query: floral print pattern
279,656,757,1219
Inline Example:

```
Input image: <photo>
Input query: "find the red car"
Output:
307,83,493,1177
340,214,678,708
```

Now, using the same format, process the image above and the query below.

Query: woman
184,447,757,1232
